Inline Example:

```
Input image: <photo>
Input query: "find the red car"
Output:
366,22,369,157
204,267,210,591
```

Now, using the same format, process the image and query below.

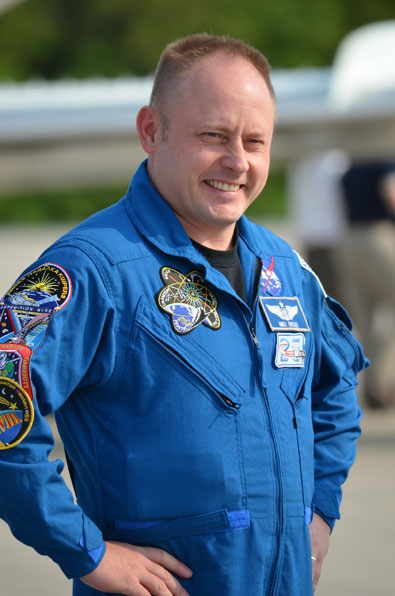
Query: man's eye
203,132,222,139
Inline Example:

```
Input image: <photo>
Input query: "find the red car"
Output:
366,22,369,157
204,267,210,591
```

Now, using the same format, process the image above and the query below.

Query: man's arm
0,249,114,578
308,295,367,589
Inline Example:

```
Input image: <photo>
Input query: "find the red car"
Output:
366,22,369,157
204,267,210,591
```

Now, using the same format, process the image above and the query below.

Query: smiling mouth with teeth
205,179,242,192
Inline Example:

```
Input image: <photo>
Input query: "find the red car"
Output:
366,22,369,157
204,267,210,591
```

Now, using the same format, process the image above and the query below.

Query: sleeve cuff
313,483,342,532
313,506,336,532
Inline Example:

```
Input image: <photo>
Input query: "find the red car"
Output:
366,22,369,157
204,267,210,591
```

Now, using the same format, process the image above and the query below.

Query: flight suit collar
125,160,288,302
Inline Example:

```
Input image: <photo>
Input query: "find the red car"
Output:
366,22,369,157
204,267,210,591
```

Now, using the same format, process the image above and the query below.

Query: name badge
260,296,310,332
275,333,306,368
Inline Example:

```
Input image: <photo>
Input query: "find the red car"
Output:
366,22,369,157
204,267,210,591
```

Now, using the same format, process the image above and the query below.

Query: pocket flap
103,509,250,544
134,296,246,402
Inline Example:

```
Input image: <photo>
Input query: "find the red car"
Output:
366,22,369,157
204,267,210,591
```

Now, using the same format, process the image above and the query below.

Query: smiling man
0,35,367,596
138,48,275,250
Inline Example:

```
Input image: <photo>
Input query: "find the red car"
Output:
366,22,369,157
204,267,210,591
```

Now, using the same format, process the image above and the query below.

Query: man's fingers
121,544,192,595
138,545,193,579
81,541,192,596
145,560,191,596
311,557,322,593
141,571,175,596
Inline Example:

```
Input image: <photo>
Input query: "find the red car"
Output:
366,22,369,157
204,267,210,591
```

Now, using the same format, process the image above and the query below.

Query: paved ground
1,225,394,595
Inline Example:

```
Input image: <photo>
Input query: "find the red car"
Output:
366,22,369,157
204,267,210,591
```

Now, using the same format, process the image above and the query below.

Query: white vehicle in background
0,20,395,191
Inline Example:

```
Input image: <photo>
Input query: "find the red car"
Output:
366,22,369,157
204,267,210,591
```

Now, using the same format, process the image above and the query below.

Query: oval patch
260,257,283,296
0,378,34,450
4,262,72,312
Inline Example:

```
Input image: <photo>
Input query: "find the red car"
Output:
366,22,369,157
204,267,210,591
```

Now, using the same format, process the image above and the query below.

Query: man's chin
205,211,245,228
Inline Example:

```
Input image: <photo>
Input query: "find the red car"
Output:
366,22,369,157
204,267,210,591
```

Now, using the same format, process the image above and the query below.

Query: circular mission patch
4,262,72,312
0,377,34,450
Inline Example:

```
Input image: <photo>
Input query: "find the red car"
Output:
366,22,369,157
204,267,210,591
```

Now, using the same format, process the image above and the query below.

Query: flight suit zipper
248,258,285,594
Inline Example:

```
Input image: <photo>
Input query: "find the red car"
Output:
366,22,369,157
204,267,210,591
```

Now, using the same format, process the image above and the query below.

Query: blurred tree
0,0,394,79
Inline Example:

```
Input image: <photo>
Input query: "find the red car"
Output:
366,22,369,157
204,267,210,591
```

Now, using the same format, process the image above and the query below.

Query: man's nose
220,140,249,174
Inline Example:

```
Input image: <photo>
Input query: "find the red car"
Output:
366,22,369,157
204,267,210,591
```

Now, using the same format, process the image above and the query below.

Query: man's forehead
164,53,272,111
184,53,267,89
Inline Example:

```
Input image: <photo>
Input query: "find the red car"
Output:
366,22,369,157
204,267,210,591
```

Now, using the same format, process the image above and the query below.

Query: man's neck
180,219,237,251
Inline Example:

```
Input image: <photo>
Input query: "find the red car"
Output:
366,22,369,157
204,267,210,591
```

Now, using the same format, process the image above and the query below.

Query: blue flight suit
0,161,367,595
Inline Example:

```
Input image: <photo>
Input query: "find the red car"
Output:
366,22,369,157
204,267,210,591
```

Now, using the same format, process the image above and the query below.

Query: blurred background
0,1,394,594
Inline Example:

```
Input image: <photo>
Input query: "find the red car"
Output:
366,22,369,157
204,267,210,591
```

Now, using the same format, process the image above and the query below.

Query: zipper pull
250,325,259,346
220,394,242,409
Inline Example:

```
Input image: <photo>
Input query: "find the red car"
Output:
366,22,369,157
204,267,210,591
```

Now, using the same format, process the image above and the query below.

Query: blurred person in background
287,149,350,299
336,161,395,408
0,34,367,596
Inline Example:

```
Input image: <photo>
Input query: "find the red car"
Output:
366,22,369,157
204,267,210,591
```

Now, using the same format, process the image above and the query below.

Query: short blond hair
150,33,275,122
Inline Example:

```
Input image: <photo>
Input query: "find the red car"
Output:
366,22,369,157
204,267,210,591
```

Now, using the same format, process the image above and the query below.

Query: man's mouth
205,179,242,192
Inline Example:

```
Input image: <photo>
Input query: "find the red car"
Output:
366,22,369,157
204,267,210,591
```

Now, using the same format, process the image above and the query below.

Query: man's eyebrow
196,124,268,137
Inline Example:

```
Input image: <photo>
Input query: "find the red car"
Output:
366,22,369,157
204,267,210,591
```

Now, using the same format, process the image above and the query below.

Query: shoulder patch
0,263,72,432
3,262,72,311
1,263,72,350
0,344,33,398
0,377,34,450
293,250,327,297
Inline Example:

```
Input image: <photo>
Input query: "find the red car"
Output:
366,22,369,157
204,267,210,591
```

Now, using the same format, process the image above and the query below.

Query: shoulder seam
293,250,328,297
41,241,115,303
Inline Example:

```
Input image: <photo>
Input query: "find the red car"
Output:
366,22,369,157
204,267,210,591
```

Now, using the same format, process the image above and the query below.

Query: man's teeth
206,180,241,191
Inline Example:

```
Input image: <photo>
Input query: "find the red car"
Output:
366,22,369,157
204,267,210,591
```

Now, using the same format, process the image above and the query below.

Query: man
0,34,367,596
337,161,395,408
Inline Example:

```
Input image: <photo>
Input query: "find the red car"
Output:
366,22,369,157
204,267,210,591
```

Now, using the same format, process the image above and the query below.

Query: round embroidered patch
0,378,34,450
4,262,72,312
157,267,221,334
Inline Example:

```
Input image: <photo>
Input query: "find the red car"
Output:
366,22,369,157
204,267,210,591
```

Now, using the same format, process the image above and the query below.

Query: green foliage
0,0,394,79
0,184,127,223
0,0,389,222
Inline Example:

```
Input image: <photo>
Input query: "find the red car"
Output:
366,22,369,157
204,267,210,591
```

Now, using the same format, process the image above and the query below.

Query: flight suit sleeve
311,295,369,530
0,242,117,578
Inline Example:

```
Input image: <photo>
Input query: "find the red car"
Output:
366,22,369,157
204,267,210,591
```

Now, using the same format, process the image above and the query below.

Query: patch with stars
0,377,34,450
260,296,310,332
157,267,221,334
0,263,71,350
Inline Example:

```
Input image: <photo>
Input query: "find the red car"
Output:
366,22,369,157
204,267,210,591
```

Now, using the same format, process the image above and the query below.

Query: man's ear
136,106,161,154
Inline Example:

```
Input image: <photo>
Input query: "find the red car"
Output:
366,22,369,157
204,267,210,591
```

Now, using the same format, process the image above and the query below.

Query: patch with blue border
275,333,306,368
0,377,34,450
260,296,310,332
157,267,221,334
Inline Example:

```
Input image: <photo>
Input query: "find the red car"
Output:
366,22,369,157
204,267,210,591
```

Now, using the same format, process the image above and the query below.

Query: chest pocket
109,295,248,522
132,295,245,409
